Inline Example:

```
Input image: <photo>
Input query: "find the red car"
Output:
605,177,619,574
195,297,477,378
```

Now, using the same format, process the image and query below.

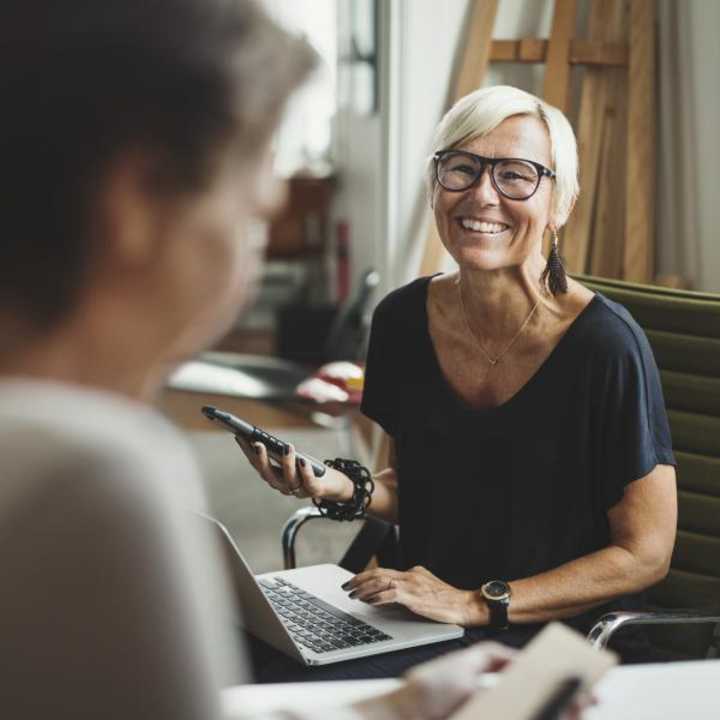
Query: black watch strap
482,580,511,630
487,597,510,629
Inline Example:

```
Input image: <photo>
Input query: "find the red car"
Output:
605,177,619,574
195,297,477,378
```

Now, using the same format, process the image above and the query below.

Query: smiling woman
242,85,678,682
357,85,677,661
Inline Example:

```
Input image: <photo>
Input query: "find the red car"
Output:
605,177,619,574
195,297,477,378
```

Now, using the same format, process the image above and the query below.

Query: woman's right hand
234,437,354,502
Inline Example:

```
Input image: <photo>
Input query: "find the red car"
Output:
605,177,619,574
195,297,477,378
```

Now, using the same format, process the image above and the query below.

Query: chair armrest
587,609,720,650
281,507,397,572
281,505,325,570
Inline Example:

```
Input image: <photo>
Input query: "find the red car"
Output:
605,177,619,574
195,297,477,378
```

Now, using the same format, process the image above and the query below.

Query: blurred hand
353,642,515,720
234,437,353,502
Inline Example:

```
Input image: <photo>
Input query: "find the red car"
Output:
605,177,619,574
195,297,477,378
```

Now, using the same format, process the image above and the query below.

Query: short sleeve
361,294,400,437
590,317,676,510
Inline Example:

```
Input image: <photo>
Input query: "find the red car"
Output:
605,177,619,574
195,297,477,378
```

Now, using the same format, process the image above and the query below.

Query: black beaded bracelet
312,458,375,521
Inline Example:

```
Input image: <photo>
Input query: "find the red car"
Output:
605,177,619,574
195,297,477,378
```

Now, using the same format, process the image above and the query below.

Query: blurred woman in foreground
0,0,514,718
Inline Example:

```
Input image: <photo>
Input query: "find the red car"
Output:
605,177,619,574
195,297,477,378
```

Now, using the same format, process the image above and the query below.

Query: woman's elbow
653,546,673,582
633,540,673,588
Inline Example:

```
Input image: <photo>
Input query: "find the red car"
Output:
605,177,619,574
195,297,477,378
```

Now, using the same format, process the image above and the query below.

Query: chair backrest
579,275,720,657
324,268,380,362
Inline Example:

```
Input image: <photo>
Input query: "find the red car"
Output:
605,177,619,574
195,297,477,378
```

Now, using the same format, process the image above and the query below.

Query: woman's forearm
466,543,670,626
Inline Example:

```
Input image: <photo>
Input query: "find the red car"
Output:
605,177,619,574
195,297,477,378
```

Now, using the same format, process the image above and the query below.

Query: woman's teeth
459,218,509,233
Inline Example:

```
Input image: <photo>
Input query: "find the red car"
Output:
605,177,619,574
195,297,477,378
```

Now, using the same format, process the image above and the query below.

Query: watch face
483,580,510,600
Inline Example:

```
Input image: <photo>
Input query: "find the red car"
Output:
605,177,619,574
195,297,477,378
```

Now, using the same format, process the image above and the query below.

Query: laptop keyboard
258,577,393,654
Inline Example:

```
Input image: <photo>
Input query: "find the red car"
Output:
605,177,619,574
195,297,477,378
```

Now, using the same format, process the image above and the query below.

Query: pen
530,676,582,720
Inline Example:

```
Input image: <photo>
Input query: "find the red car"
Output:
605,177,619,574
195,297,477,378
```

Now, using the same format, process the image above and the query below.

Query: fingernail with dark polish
349,591,358,599
283,444,290,456
341,581,351,590
298,458,306,468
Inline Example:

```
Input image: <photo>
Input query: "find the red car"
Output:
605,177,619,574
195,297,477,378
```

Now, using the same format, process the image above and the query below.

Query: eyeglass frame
433,149,556,201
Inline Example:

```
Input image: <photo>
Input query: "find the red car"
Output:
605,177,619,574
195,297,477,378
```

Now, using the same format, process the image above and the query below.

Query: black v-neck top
361,276,675,631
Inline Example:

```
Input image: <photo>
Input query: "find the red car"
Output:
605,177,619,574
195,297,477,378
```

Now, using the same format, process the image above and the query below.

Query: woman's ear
94,150,165,271
550,194,577,231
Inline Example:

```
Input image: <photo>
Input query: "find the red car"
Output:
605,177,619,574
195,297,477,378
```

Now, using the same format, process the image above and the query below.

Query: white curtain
656,0,720,292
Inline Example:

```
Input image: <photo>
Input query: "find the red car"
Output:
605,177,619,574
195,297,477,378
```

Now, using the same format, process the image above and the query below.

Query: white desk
585,660,720,720
222,661,720,719
222,679,401,718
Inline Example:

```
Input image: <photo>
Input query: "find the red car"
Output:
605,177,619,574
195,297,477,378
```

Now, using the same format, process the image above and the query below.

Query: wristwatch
481,580,512,629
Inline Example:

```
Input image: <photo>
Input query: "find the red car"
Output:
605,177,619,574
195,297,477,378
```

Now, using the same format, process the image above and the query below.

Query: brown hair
0,0,316,327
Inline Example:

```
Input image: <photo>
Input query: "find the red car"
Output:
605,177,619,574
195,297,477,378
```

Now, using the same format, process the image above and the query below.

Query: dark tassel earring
541,229,568,295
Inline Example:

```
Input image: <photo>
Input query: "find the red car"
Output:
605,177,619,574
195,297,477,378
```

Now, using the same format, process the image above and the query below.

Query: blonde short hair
426,85,579,226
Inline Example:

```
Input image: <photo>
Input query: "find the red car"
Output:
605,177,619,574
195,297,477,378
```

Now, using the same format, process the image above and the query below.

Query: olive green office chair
580,276,720,658
281,275,720,659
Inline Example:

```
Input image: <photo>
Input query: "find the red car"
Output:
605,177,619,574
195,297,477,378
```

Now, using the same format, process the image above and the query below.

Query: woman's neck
456,255,549,340
0,313,161,402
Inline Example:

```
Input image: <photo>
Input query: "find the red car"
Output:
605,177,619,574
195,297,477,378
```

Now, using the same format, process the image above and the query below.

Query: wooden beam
454,0,500,99
542,0,577,112
570,40,628,66
624,0,656,282
590,25,629,279
490,39,521,61
490,39,628,67
419,0,498,277
564,0,627,274
590,91,628,278
563,61,606,272
541,0,577,257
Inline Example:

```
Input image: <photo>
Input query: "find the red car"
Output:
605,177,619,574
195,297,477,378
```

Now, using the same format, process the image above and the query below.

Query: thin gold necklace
457,282,540,367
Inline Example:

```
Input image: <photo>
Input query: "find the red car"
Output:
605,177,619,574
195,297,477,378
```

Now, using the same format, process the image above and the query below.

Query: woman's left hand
342,565,480,626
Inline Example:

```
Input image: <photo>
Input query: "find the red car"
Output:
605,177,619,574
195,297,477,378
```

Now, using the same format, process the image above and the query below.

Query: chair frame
588,610,720,652
281,506,323,571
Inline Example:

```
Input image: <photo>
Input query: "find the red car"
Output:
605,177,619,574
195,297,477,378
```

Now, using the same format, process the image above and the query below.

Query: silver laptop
204,513,464,666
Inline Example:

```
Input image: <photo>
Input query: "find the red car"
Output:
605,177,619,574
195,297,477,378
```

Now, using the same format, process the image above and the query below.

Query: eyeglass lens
437,153,541,199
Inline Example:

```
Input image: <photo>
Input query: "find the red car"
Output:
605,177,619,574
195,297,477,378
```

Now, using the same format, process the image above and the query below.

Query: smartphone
201,405,327,478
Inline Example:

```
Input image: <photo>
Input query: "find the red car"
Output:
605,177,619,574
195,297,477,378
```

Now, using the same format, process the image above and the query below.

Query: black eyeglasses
433,150,555,201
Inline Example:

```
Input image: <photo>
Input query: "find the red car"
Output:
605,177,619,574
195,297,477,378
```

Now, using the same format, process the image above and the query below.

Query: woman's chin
451,247,516,272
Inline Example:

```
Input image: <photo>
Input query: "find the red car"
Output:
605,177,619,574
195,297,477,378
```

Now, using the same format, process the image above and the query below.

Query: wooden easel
419,0,657,284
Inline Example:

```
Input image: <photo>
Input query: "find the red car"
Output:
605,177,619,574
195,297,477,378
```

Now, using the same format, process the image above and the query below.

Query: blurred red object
295,361,364,404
